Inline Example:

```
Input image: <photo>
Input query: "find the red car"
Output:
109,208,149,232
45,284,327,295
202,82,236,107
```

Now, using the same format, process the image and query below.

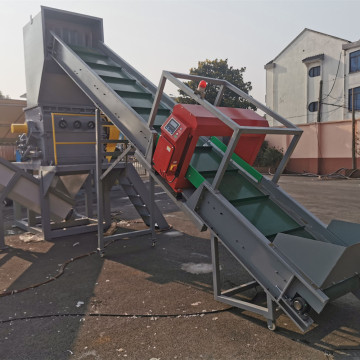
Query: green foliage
254,141,284,167
176,59,256,110
0,91,10,99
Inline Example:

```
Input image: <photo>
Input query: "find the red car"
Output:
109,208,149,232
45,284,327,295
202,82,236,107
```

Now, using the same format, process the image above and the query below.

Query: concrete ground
0,175,360,360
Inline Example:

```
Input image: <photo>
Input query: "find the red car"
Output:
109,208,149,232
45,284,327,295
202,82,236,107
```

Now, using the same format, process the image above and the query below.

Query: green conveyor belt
185,138,314,241
72,44,313,243
70,45,171,130
48,31,360,328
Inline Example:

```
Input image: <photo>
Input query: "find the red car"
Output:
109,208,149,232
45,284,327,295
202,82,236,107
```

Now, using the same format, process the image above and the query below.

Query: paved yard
0,175,359,359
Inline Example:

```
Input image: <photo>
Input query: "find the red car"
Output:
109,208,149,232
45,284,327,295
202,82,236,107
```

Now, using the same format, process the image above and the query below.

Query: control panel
164,118,180,135
152,116,190,187
163,117,187,141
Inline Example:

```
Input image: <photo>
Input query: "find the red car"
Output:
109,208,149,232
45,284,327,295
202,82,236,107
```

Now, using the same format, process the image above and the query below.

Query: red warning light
198,80,207,89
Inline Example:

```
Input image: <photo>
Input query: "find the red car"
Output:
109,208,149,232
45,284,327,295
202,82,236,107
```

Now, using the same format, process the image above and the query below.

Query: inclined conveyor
5,6,359,331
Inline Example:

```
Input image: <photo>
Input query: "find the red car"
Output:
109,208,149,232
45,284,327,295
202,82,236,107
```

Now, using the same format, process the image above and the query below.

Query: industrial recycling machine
1,6,360,332
0,6,169,242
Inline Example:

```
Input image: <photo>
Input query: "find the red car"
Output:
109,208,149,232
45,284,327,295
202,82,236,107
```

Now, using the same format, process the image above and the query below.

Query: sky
0,0,359,104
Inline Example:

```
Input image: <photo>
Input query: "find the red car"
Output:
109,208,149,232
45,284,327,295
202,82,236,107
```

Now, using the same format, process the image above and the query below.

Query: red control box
152,104,268,192
152,117,190,180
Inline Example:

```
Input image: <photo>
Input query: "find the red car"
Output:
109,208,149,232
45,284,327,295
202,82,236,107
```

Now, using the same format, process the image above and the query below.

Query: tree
176,59,256,110
0,91,10,99
254,141,283,167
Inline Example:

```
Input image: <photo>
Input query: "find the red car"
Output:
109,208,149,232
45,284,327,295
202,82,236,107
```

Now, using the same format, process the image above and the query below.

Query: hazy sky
0,0,359,103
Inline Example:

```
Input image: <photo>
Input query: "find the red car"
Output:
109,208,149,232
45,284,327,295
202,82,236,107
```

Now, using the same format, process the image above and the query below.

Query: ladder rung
230,195,269,206
100,140,129,144
132,107,170,115
100,75,135,84
86,62,122,72
266,226,305,240
115,90,152,99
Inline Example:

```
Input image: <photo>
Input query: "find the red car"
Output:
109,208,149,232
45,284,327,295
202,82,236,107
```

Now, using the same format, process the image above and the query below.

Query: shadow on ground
0,179,360,359
0,219,360,359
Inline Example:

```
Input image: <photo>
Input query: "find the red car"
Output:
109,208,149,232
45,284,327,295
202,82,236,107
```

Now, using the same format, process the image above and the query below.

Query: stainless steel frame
147,70,302,185
12,165,97,240
34,9,360,332
140,71,360,331
94,109,167,254
211,234,277,330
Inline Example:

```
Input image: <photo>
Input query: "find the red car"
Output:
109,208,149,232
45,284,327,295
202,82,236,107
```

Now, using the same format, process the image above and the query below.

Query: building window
348,87,360,111
350,50,360,73
308,102,318,112
309,66,320,77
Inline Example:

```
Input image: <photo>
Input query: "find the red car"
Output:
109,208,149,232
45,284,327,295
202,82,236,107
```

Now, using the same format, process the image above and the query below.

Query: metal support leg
103,181,112,228
84,174,94,218
266,293,277,331
211,235,221,296
95,109,105,255
149,174,156,247
0,204,6,250
40,171,52,240
27,209,37,227
13,201,22,222
211,234,278,331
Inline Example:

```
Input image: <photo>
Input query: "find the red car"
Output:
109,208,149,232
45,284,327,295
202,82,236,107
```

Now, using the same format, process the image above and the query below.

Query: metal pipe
161,71,304,184
234,127,302,135
149,174,156,245
168,71,226,86
95,109,105,253
225,82,299,129
165,71,301,135
211,235,221,296
214,85,226,107
212,129,242,190
163,71,241,131
272,134,301,183
100,145,133,181
148,76,168,128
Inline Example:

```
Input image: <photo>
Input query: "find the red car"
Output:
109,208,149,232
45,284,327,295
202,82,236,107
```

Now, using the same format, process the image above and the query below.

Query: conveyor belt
50,35,360,332
186,137,360,305
71,45,172,131
186,138,314,241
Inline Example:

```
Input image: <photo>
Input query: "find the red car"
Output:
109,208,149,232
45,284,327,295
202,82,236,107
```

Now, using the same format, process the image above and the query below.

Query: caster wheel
97,249,105,258
3,198,13,207
267,323,276,331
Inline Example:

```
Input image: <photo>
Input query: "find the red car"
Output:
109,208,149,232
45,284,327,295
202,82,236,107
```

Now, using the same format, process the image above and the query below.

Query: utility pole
352,88,356,169
317,80,323,123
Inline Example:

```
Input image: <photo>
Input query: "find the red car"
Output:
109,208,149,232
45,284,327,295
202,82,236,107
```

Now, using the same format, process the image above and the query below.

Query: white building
265,29,360,126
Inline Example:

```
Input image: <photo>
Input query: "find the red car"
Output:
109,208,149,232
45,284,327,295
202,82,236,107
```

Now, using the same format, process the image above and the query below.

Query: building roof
265,28,350,66
343,39,360,51
302,53,325,63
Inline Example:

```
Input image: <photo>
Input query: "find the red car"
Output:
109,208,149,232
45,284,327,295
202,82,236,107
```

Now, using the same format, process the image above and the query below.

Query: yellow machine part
106,125,121,162
11,123,28,134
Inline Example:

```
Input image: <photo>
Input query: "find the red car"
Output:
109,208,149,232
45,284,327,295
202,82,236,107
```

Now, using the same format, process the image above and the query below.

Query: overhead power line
322,52,342,101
